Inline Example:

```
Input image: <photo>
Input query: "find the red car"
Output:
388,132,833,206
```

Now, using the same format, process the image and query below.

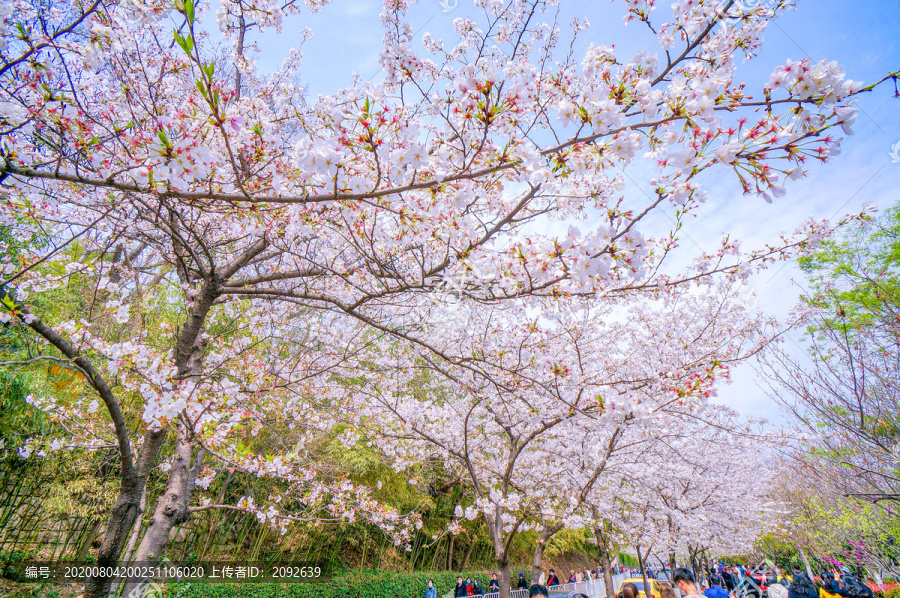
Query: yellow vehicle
616,578,663,598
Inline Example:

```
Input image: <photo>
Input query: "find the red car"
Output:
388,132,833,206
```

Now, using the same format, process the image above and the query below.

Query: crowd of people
451,576,486,597
426,562,878,598
638,565,877,598
702,564,876,598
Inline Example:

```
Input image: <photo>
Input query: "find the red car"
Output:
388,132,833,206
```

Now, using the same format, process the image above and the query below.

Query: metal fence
545,573,629,598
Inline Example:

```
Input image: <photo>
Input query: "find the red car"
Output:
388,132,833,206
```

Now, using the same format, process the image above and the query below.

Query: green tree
764,203,900,504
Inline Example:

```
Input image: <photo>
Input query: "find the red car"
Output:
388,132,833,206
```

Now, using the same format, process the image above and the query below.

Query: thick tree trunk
58,225,263,598
637,545,650,598
84,429,166,598
83,474,141,597
531,524,561,584
499,560,512,598
597,534,615,598
487,516,512,598
531,536,547,584
669,552,676,574
107,489,148,598
592,510,616,598
123,424,205,597
116,259,229,597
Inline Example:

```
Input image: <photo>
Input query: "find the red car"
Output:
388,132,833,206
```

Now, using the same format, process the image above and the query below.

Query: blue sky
204,0,900,423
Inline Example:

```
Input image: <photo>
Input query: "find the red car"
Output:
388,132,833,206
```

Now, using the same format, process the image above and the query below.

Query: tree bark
448,535,455,570
84,429,166,598
107,489,148,598
499,560,512,598
123,424,205,597
531,523,563,583
488,517,513,598
596,526,615,598
531,533,547,583
115,243,260,596
638,545,650,598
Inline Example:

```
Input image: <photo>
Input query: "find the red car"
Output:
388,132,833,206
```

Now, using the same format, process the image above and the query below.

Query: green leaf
156,128,170,148
174,31,193,55
0,293,16,311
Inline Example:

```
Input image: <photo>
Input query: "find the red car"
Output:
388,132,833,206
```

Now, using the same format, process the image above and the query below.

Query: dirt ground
0,578,85,598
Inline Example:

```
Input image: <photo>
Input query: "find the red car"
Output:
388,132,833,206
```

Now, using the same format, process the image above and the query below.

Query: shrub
168,569,517,598
879,585,900,598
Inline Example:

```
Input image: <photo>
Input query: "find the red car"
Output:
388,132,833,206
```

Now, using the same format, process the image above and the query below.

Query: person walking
836,569,873,598
788,572,820,598
674,568,705,598
742,569,762,598
708,569,724,589
704,581,730,598
619,582,642,598
456,578,468,598
426,580,437,598
661,583,678,598
722,568,738,592
775,567,792,586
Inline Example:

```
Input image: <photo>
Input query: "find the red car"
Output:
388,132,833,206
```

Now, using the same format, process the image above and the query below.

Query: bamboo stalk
49,516,82,565
0,469,40,546
360,526,369,569
74,519,103,562
249,524,267,561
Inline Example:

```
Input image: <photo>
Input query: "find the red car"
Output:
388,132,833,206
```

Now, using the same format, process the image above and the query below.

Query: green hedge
168,569,525,598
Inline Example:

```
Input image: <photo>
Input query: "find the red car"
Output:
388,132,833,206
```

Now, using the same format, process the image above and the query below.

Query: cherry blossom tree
339,282,786,592
1,275,421,597
588,405,782,587
0,0,895,595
